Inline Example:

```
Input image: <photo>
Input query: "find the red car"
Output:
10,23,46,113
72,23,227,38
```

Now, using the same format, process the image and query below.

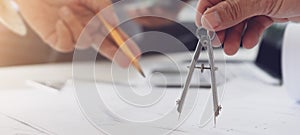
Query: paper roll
282,23,300,102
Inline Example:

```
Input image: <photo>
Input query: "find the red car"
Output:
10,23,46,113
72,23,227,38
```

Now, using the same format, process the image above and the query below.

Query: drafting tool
0,0,27,36
177,27,222,125
98,16,145,78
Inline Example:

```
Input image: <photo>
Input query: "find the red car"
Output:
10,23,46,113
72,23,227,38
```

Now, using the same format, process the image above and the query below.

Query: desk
0,50,299,135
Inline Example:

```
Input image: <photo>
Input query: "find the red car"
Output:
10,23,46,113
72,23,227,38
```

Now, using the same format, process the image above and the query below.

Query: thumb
201,0,268,31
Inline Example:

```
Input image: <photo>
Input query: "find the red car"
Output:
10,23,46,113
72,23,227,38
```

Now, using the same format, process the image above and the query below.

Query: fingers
55,20,74,52
195,0,225,47
109,28,141,67
59,6,92,49
96,38,124,65
59,7,83,42
117,28,142,59
288,16,300,23
212,30,225,47
91,26,141,68
272,18,289,23
242,16,273,49
94,36,136,68
223,21,246,55
200,0,268,31
44,20,74,52
196,0,222,27
63,0,140,68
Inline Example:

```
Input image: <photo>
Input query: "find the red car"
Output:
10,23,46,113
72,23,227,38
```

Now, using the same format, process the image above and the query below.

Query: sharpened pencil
98,16,145,78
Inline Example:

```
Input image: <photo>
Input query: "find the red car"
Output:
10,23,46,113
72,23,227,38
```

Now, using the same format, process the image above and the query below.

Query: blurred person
14,0,190,67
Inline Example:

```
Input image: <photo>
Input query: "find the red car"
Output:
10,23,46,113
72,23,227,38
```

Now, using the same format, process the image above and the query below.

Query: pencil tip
133,61,146,78
140,70,146,78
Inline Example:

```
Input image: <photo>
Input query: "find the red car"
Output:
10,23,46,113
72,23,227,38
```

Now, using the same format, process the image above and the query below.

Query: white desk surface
1,49,299,135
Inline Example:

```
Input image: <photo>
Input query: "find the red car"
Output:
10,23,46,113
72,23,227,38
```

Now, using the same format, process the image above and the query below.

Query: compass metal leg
177,27,221,125
207,38,221,125
177,39,203,115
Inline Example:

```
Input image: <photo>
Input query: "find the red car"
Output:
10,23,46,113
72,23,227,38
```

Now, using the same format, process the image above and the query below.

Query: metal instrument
176,27,222,125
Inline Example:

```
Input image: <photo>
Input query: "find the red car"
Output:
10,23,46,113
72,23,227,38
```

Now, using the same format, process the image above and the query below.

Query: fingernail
201,11,221,30
61,7,70,16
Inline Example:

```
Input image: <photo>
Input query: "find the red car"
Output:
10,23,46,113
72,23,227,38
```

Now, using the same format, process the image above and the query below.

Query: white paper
282,23,300,102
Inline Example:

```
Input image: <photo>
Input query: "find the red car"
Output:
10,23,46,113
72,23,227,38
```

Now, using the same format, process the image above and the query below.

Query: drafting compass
177,27,222,125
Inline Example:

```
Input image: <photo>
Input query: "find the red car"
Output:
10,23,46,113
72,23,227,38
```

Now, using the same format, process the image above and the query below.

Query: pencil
98,16,145,78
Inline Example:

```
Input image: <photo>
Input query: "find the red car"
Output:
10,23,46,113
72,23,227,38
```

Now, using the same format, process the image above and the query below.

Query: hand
15,0,141,67
196,0,300,55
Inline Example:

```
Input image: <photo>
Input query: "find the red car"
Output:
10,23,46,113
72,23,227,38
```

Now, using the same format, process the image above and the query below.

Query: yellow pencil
98,16,145,77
